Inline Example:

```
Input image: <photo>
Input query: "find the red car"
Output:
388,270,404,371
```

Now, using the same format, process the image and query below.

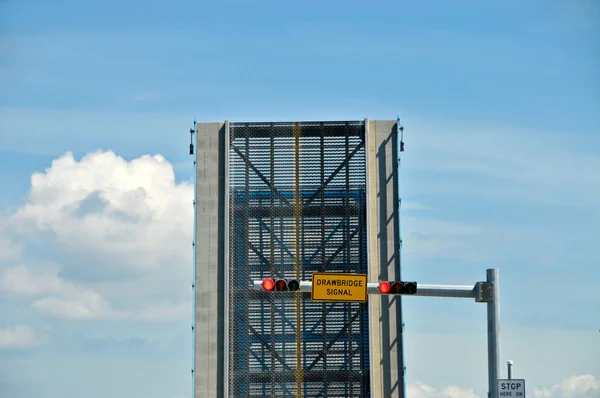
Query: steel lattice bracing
228,121,370,397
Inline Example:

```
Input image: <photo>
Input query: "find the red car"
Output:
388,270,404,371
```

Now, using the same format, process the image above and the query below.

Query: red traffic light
378,281,391,294
378,281,417,295
262,278,275,291
260,278,301,292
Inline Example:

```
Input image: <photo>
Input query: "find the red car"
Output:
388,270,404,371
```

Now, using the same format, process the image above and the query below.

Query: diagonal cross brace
313,346,363,398
248,350,295,397
247,323,294,372
231,144,291,206
257,218,295,260
307,302,339,333
305,309,361,371
322,228,359,269
304,140,365,206
305,219,346,264
234,228,285,279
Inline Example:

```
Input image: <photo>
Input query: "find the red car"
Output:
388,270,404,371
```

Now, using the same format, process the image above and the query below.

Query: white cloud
535,375,600,398
0,264,113,320
0,218,21,263
406,376,600,398
1,150,193,322
32,295,111,321
135,299,190,323
408,381,478,398
1,264,83,296
13,150,192,275
0,325,47,349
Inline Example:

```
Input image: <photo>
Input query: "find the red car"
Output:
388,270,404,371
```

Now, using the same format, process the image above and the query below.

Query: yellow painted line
293,122,304,397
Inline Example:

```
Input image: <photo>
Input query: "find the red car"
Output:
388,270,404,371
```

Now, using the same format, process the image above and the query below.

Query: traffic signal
378,281,417,295
378,281,391,294
261,278,300,292
262,278,275,291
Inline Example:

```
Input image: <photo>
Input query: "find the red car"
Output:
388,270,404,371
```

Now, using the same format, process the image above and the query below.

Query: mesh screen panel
228,121,370,397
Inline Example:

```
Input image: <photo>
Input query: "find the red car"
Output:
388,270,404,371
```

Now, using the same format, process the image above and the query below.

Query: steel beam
251,281,477,300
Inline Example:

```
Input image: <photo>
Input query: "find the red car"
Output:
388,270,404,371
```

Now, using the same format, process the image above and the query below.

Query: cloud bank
0,325,47,349
0,150,193,322
534,375,600,398
407,374,600,398
407,381,478,398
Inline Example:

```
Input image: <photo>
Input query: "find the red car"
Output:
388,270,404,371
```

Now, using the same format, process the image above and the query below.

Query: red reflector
379,281,391,294
262,278,275,291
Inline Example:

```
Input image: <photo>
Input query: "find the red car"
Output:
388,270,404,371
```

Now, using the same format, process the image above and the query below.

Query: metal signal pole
252,268,501,398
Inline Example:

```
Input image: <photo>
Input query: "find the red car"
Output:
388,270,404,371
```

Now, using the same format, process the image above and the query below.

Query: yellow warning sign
311,272,368,303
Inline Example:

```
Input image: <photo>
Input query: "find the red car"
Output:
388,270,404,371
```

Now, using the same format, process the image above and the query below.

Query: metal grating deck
228,121,371,397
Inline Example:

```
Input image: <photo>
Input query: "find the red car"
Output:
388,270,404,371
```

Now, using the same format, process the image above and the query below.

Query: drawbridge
228,121,370,397
193,118,406,398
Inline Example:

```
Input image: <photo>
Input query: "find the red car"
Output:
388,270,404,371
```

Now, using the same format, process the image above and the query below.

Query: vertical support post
223,120,231,398
292,122,304,397
487,269,500,398
365,119,384,398
507,361,513,379
396,116,406,398
190,120,196,398
194,121,228,398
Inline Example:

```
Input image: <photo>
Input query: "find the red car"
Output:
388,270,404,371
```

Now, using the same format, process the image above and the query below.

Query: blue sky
0,0,599,397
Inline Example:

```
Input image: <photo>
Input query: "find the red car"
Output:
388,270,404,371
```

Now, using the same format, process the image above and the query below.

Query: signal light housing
378,281,417,295
287,279,300,291
275,279,288,291
390,282,404,294
403,282,417,295
261,278,301,292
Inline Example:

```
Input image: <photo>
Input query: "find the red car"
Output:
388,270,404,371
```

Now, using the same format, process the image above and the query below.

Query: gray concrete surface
368,119,405,398
194,122,226,398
